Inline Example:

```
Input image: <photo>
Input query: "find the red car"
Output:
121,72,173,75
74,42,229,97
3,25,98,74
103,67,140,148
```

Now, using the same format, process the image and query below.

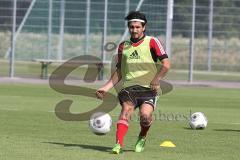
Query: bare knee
139,104,154,126
140,113,153,126
119,101,134,120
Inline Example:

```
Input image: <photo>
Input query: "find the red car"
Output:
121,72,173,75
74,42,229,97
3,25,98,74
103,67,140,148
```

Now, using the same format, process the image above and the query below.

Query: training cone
160,141,176,147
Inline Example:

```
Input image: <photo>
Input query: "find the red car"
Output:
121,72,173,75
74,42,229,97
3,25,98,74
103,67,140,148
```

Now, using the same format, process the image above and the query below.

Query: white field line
211,122,240,125
1,108,240,125
0,108,20,111
172,70,240,77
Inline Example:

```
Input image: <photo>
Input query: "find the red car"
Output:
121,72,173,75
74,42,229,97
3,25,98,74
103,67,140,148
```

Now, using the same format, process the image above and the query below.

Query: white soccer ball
189,112,208,129
89,112,112,135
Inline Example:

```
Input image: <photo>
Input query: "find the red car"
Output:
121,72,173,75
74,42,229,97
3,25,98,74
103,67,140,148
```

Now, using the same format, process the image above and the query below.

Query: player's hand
95,88,107,100
150,77,160,92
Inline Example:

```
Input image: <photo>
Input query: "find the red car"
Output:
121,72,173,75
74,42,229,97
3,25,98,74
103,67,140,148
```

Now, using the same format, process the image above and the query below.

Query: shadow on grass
213,129,240,132
43,142,134,153
182,127,206,130
183,127,192,130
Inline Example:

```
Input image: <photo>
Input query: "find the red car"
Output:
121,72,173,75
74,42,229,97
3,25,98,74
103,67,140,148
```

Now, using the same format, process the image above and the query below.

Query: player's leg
135,103,154,152
139,103,154,137
116,101,134,146
112,101,134,154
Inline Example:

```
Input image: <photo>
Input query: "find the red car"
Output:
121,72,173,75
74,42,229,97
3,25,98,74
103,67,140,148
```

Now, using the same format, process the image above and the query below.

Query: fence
0,0,240,81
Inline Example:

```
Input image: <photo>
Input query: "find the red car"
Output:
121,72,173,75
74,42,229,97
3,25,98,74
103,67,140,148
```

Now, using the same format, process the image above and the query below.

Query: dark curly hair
125,11,147,26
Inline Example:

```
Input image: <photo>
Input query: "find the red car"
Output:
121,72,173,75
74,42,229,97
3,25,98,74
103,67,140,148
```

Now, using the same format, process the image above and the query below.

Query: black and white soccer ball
89,112,112,135
189,112,208,129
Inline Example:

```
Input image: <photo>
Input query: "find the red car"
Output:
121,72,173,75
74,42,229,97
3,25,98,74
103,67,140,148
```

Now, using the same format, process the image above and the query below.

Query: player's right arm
95,68,122,99
95,42,124,99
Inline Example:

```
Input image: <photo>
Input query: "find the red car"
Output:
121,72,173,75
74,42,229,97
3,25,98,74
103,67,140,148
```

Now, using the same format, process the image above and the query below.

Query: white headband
128,19,145,23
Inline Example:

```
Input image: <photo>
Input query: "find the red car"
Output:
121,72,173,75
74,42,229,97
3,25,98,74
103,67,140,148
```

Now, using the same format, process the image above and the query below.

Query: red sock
139,124,151,138
116,119,128,147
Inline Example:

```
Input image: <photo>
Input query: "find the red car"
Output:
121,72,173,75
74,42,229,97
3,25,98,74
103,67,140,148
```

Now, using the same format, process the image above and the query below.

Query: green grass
0,83,240,160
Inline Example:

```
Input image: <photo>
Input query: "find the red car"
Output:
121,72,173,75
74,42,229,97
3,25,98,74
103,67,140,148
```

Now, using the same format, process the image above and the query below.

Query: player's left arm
150,58,170,91
149,37,170,91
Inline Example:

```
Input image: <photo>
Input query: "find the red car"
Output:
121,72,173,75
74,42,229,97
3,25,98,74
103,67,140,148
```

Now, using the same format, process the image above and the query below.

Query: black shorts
118,85,158,109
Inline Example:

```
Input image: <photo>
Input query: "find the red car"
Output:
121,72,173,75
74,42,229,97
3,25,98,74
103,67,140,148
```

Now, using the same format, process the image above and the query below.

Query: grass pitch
0,83,239,160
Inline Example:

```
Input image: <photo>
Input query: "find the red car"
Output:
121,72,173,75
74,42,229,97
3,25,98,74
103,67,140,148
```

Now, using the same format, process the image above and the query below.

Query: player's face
128,21,145,39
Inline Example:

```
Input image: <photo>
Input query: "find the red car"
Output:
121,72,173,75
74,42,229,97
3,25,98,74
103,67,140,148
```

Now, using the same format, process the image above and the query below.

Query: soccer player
96,11,170,154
